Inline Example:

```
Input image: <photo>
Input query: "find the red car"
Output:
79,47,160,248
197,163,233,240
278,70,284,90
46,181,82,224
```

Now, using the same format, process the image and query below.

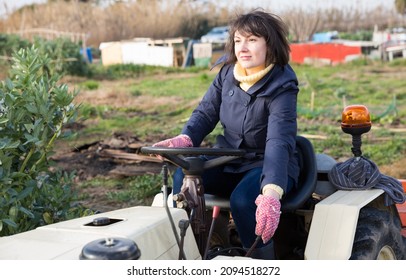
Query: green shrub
0,46,91,236
0,34,90,77
33,37,90,77
80,80,99,90
0,34,30,59
339,30,373,41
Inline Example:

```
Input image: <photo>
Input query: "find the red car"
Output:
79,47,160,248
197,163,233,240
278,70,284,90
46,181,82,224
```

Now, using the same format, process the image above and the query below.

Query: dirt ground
54,72,213,170
51,127,167,212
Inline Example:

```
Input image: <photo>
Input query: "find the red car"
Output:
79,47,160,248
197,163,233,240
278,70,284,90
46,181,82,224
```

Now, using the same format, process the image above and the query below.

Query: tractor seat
205,135,317,213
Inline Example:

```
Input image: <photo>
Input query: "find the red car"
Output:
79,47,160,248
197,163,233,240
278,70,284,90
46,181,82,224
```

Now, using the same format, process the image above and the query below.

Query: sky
0,0,46,14
0,0,395,17
225,0,393,12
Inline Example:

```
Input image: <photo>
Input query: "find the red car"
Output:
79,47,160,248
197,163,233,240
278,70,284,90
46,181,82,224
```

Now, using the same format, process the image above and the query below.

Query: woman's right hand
152,134,193,148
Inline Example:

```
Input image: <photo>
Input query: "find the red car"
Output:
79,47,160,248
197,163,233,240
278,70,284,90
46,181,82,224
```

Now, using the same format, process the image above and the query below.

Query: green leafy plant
0,46,90,236
0,34,90,77
79,80,99,90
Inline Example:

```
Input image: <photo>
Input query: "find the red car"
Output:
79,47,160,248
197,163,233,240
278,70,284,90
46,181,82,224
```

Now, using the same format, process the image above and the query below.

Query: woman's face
234,30,267,75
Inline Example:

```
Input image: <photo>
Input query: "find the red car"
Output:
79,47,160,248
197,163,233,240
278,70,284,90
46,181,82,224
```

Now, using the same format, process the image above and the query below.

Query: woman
153,10,299,259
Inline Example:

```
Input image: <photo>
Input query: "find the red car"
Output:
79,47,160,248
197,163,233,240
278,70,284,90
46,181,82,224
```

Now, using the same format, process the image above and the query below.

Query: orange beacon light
341,105,371,157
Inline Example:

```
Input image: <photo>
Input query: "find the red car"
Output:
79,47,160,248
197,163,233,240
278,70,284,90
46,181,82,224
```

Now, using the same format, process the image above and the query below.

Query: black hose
245,235,261,258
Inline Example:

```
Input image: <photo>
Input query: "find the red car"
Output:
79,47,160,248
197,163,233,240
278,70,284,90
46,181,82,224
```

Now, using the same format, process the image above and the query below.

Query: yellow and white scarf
233,63,274,91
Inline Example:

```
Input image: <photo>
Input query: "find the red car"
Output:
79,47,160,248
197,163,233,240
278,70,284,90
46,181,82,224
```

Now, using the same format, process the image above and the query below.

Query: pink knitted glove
152,134,193,148
255,194,281,244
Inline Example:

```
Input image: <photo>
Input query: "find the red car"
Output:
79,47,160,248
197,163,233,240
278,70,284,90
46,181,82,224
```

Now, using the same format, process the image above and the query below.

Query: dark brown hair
225,9,290,66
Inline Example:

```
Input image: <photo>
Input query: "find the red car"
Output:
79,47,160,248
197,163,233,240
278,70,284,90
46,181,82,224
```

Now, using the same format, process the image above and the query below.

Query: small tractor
0,104,405,260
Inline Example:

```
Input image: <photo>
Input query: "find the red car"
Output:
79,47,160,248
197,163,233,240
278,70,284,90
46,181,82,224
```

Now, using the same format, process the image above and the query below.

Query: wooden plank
109,165,164,176
99,149,162,163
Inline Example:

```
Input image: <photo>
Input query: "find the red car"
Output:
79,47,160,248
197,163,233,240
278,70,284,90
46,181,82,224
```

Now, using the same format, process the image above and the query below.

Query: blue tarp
312,31,339,43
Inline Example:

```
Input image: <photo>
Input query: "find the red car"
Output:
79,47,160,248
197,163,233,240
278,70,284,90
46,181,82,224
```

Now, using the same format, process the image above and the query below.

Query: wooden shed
99,38,188,67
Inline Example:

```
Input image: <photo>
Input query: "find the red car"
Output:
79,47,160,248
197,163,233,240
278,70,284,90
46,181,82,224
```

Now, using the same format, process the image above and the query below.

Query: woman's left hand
255,194,281,244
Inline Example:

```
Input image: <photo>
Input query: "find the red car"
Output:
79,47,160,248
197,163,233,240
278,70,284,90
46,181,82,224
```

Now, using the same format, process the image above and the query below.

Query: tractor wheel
350,206,405,260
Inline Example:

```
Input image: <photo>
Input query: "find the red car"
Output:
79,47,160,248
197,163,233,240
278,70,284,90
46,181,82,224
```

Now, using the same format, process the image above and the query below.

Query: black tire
350,206,406,260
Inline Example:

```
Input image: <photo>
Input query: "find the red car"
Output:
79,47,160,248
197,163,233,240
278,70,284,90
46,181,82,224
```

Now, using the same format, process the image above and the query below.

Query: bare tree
395,0,406,15
282,8,321,42
0,1,401,46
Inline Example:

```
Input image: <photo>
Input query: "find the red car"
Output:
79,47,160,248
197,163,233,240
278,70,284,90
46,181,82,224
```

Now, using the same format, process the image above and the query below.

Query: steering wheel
140,147,246,174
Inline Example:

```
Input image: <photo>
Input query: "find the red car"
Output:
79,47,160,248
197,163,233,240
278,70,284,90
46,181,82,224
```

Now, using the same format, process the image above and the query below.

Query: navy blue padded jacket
181,63,300,192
